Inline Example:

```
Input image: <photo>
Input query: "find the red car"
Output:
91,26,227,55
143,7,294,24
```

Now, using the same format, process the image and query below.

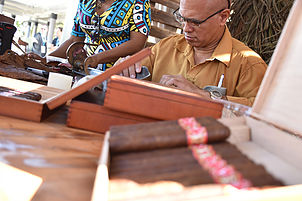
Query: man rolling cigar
118,0,267,106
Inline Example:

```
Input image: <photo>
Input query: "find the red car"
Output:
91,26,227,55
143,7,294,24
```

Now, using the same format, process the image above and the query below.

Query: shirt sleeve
129,0,151,36
71,0,85,37
226,61,267,106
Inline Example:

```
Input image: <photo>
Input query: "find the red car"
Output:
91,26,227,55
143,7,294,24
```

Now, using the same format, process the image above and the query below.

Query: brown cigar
109,116,230,153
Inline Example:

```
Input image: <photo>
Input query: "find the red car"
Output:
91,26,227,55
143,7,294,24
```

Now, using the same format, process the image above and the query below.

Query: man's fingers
165,79,177,87
128,66,136,78
122,68,129,77
115,56,130,66
159,75,173,85
134,62,142,73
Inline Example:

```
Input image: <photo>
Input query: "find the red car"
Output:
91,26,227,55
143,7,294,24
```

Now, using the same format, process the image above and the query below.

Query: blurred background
0,0,77,55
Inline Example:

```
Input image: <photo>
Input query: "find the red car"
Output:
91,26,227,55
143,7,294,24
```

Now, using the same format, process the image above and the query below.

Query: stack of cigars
108,116,283,200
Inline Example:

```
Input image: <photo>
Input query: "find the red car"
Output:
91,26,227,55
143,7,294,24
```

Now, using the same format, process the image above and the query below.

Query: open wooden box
0,76,65,121
91,1,302,200
0,48,151,122
66,75,224,133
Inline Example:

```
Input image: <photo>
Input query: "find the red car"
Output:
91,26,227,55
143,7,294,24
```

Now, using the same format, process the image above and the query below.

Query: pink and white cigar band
191,144,252,189
178,117,208,145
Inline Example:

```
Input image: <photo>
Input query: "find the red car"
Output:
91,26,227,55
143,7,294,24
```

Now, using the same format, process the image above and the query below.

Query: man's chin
185,40,200,47
184,36,199,45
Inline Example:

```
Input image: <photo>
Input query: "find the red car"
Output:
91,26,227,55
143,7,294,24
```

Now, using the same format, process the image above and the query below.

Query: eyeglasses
173,8,226,27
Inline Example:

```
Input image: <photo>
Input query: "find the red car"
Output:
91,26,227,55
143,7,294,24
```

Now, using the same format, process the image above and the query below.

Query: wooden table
0,106,104,201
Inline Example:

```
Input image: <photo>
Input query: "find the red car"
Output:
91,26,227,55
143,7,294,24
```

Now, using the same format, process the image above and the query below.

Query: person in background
44,0,151,71
49,27,63,52
120,0,267,106
32,25,48,57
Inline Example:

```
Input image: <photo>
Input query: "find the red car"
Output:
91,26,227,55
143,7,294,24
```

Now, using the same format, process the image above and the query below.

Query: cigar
110,116,230,153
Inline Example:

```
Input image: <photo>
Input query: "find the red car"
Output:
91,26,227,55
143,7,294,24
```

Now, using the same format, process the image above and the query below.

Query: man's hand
159,74,211,98
114,56,142,78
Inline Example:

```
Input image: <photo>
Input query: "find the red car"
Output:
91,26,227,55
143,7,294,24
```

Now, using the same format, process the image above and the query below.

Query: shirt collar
175,26,233,67
211,27,232,67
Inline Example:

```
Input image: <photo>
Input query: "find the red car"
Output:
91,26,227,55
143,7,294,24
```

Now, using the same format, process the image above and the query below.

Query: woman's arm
84,31,147,68
48,35,85,59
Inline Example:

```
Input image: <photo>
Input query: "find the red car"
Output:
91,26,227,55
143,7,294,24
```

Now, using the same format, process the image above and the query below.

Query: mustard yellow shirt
141,28,267,106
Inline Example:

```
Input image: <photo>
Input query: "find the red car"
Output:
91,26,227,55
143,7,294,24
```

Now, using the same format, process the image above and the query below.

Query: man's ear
219,9,231,25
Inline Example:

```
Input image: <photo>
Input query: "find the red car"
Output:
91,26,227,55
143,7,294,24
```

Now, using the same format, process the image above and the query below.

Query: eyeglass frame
173,7,227,27
173,0,230,27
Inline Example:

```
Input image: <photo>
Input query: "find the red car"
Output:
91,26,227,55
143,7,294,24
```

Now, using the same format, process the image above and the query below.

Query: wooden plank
151,7,182,29
150,25,178,39
67,101,157,133
0,108,104,201
150,0,179,10
46,48,151,110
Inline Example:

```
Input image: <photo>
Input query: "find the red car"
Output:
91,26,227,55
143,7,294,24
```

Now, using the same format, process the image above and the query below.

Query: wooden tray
104,76,223,120
91,1,302,200
0,48,151,122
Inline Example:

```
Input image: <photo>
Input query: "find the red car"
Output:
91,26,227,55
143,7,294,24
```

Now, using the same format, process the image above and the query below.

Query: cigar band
178,117,208,144
191,144,252,189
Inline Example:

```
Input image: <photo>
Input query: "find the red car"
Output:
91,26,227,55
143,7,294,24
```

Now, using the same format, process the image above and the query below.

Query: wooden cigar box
67,100,157,133
0,48,151,122
0,76,65,121
91,1,302,200
104,75,223,120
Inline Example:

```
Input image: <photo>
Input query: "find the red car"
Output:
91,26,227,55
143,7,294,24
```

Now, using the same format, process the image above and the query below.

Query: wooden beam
151,7,182,29
150,0,179,10
150,25,178,39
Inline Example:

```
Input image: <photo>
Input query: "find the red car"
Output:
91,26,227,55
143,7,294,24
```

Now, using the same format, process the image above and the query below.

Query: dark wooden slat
150,25,178,39
151,7,182,29
150,0,179,10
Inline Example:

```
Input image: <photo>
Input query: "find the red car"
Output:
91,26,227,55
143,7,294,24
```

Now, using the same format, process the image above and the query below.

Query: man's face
179,0,228,49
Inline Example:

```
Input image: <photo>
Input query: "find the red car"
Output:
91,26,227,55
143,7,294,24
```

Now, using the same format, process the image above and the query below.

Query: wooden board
67,101,157,133
104,75,223,120
0,107,104,201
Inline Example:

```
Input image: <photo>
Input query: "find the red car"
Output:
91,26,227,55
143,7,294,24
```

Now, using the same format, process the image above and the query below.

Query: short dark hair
227,0,230,9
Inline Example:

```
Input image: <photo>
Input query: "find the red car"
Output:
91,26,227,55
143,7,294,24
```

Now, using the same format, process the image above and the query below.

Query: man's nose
182,21,194,32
